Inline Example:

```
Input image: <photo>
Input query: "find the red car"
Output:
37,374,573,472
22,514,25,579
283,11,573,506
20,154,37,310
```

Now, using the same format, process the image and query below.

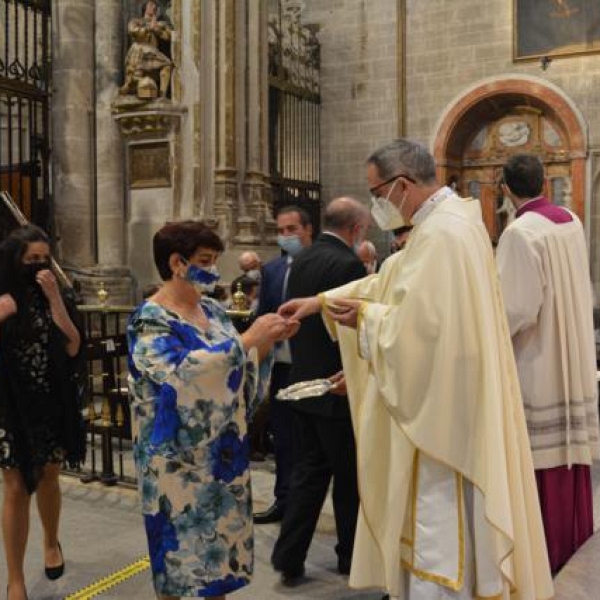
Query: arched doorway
433,76,587,243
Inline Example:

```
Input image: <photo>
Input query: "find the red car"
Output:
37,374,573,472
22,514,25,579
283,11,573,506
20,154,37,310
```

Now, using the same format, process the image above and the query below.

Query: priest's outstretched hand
325,298,361,329
278,296,321,321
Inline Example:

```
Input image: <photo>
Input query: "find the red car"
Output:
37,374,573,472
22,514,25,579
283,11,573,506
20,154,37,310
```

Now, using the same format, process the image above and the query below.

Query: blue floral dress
128,298,267,598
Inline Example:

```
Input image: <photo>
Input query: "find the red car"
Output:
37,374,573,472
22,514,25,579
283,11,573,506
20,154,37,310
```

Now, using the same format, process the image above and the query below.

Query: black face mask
19,261,51,285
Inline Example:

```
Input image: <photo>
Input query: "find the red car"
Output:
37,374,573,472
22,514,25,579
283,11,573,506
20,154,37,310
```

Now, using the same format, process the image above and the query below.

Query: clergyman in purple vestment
496,154,600,574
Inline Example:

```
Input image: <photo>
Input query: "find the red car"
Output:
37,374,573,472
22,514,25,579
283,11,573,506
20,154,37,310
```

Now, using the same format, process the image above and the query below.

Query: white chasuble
321,196,554,599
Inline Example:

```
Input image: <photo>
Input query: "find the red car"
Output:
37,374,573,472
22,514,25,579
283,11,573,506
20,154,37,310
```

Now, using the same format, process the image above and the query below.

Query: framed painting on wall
514,0,600,60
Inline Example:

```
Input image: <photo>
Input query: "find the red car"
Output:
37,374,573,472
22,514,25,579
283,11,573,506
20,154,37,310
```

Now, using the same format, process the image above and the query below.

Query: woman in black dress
0,225,85,600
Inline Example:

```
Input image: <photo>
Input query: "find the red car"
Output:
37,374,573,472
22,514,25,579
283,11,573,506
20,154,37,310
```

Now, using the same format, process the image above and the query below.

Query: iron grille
268,1,321,230
0,0,51,234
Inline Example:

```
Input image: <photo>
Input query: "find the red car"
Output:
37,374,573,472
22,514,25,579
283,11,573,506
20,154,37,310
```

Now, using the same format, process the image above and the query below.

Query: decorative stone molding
199,217,220,232
68,266,135,306
264,221,278,245
112,102,186,139
234,216,261,245
433,76,588,222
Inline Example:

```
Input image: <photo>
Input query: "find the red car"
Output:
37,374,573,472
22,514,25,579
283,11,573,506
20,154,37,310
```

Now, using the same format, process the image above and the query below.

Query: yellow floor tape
64,555,150,599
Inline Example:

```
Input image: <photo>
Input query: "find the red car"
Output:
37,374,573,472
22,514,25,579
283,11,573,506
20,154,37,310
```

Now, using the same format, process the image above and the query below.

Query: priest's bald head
502,154,545,205
366,138,441,229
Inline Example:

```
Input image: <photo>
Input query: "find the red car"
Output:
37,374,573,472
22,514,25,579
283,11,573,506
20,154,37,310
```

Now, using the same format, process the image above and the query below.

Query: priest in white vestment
496,154,600,574
279,139,554,600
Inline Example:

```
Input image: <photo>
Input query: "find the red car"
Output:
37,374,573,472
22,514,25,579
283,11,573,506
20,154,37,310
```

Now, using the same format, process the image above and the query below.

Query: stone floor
0,461,382,599
0,460,599,599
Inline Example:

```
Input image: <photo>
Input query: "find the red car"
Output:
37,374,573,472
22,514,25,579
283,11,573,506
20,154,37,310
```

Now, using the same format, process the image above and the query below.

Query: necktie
275,258,293,364
281,258,292,303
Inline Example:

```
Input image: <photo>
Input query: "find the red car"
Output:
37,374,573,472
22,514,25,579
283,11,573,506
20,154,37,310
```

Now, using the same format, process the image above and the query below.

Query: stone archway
432,76,587,242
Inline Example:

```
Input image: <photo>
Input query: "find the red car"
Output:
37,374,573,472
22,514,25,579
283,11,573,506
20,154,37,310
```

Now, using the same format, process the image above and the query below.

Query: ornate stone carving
268,2,320,95
119,0,173,101
234,216,260,245
498,121,531,147
112,104,185,138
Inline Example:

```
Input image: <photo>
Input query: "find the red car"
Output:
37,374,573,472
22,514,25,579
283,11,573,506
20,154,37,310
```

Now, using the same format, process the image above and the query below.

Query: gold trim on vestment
401,451,465,591
356,301,369,358
411,450,420,545
349,331,391,586
318,292,338,341
318,292,328,312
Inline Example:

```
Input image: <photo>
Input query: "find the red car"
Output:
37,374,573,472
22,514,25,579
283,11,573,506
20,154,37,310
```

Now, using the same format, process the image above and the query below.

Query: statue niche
119,0,173,101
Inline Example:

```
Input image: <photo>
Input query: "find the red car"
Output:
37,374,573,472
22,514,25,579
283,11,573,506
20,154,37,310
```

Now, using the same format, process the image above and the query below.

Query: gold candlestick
101,397,112,427
226,282,253,319
232,282,248,311
97,281,109,306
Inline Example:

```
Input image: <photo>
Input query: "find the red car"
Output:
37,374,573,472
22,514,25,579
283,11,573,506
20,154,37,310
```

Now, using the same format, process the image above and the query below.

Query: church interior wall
406,0,600,148
302,0,399,255
95,0,126,268
405,0,600,296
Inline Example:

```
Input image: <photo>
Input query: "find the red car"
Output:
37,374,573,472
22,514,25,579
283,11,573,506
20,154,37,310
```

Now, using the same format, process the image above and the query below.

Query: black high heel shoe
44,541,65,580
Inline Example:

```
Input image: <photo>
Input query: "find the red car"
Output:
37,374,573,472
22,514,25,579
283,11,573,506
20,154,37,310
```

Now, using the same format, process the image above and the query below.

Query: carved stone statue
120,1,173,100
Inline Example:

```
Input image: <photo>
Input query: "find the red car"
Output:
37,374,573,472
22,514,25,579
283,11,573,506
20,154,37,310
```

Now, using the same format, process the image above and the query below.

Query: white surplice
496,211,600,470
320,194,554,599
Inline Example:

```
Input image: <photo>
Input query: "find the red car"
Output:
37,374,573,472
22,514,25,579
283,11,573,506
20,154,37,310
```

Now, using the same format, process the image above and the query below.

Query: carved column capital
112,103,187,139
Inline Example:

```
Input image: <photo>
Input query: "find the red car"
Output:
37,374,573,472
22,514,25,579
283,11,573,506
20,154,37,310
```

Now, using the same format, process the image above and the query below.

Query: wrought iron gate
0,0,51,235
268,2,321,229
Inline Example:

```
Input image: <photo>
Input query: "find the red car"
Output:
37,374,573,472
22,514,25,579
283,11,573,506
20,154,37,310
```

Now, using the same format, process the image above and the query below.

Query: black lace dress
0,288,85,493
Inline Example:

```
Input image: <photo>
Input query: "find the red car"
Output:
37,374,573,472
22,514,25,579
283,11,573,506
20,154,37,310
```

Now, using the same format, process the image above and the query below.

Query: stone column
213,0,238,241
52,0,95,266
237,0,269,245
95,0,125,266
189,0,277,278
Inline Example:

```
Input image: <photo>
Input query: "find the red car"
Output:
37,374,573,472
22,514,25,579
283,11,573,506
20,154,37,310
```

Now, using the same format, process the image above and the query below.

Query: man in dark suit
271,197,369,585
253,205,313,524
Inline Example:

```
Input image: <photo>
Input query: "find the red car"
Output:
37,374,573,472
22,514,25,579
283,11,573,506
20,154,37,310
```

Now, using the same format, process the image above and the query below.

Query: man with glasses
278,139,553,600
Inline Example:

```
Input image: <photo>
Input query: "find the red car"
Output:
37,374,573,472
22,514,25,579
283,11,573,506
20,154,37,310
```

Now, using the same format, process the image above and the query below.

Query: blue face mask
182,260,220,295
277,235,303,257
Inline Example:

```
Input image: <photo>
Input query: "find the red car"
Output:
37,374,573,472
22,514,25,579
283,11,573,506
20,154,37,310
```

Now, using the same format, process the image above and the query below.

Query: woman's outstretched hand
242,313,300,359
253,313,299,343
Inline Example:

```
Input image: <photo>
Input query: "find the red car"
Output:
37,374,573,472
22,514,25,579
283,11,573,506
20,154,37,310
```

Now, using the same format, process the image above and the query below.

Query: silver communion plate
276,378,333,401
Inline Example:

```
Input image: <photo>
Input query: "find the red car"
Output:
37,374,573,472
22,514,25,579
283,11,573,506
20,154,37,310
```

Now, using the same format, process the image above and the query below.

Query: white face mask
370,178,406,231
245,269,261,282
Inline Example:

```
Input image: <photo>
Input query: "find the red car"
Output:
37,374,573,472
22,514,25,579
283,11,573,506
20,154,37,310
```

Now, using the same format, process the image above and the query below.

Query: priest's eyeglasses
369,173,416,196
